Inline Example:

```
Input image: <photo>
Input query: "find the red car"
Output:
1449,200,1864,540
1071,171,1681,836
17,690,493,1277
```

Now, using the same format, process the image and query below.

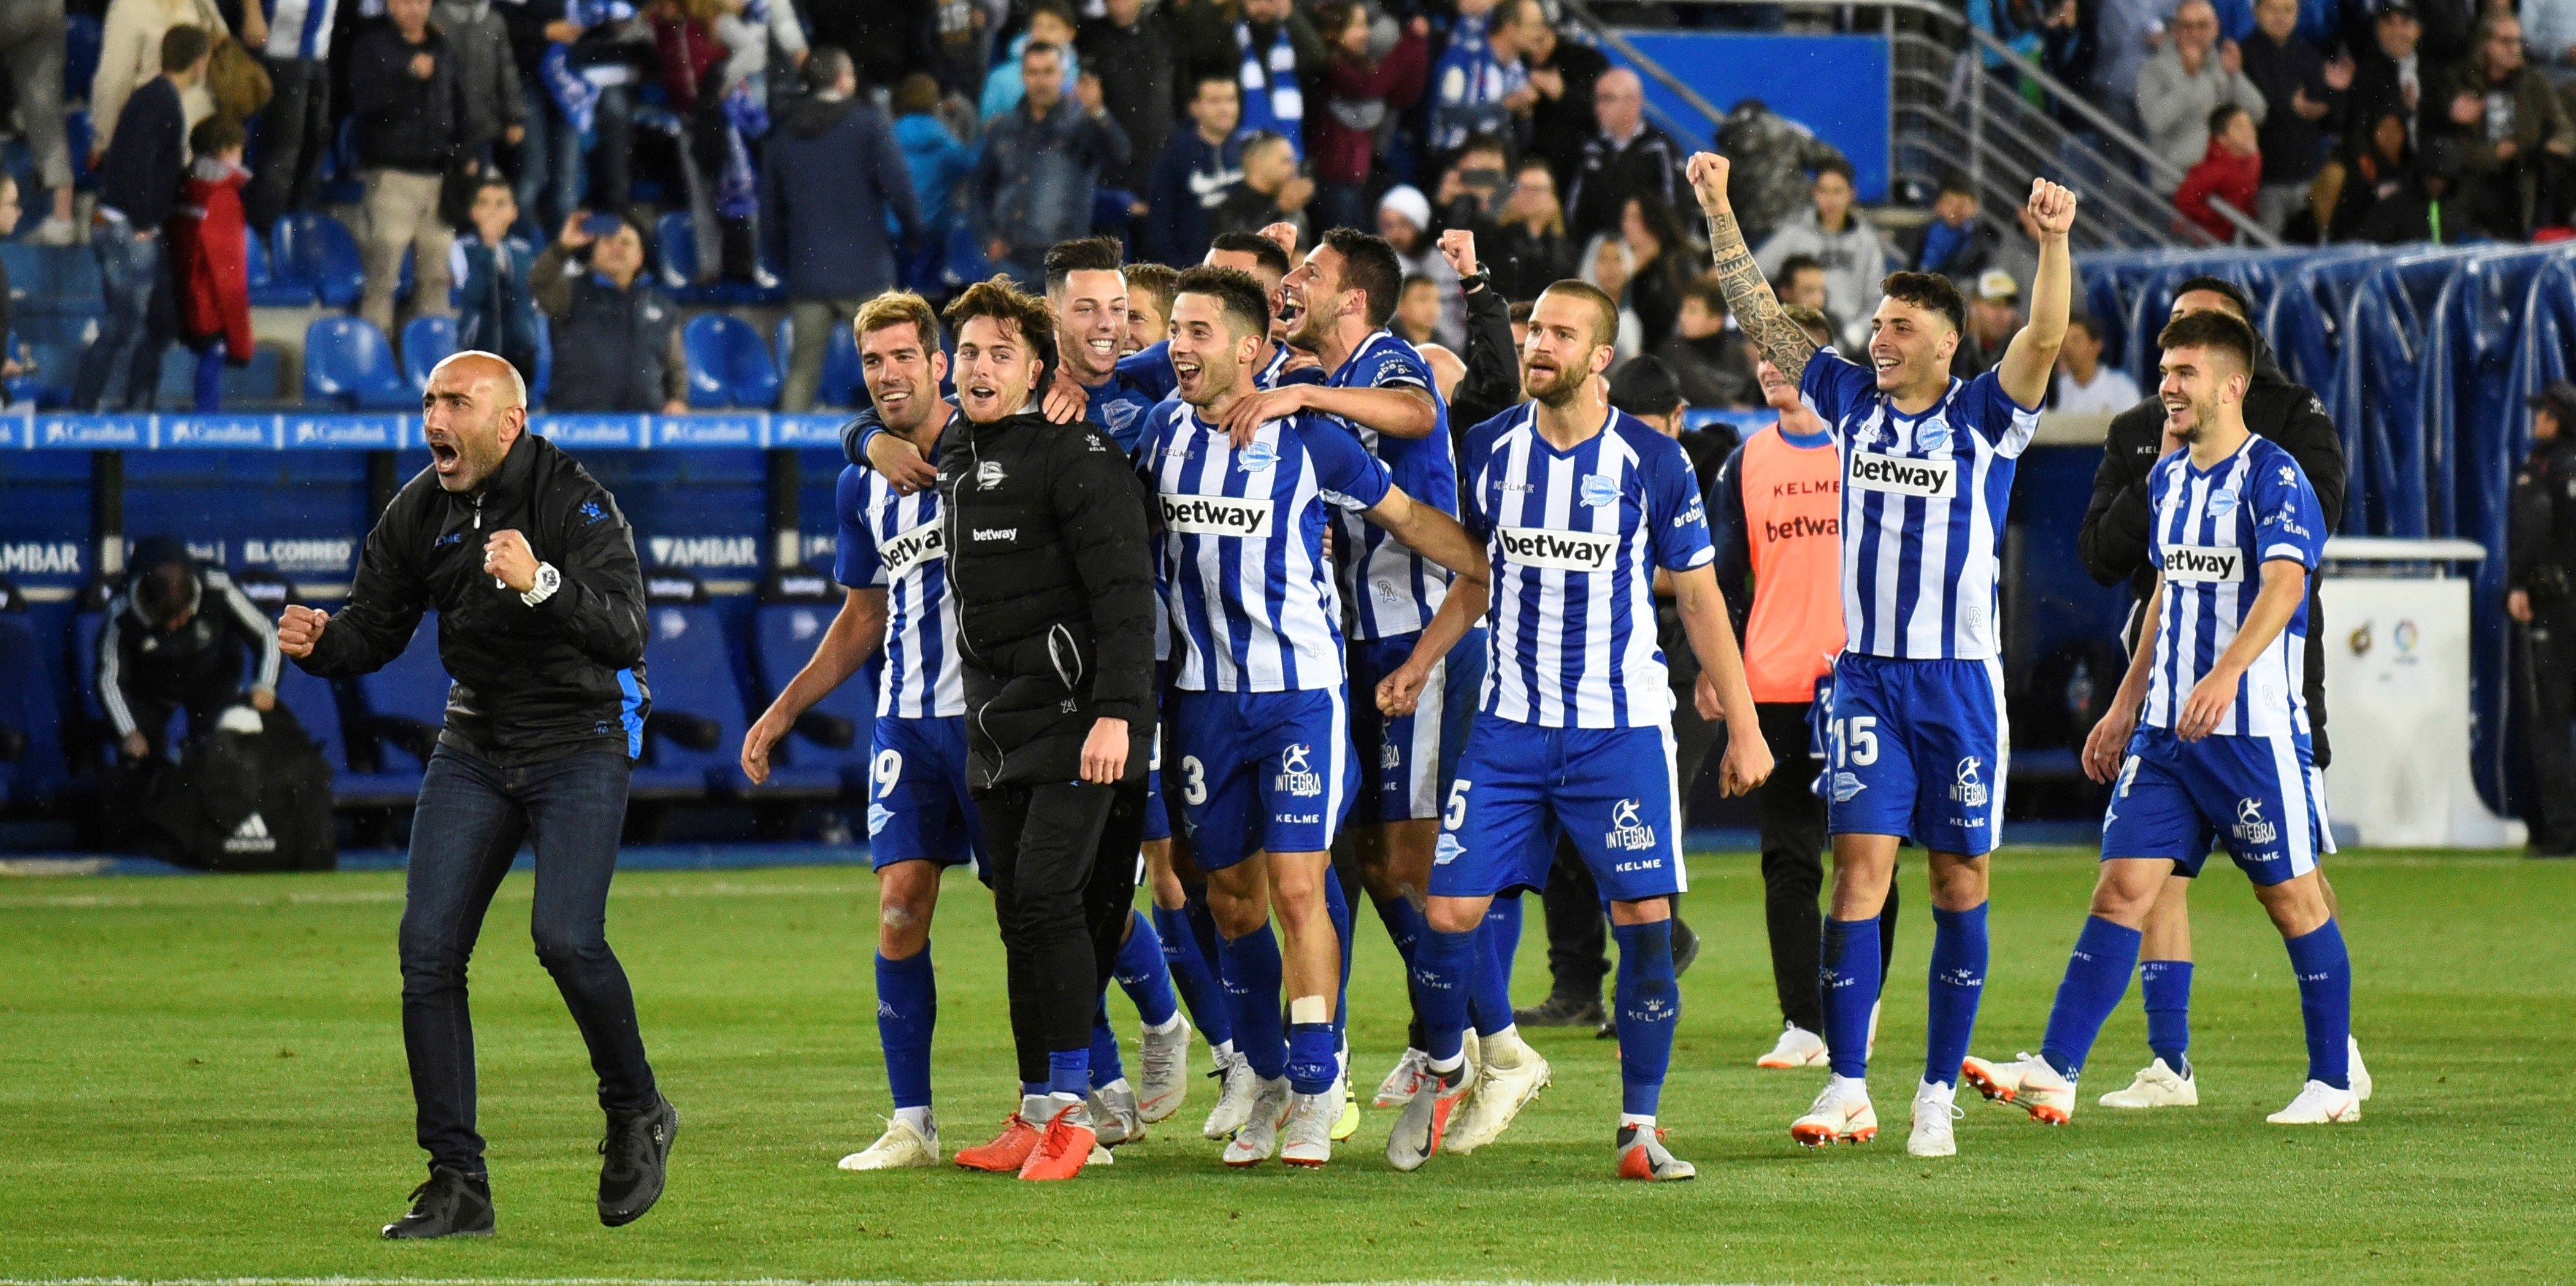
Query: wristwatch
521,561,561,607
1458,269,1491,294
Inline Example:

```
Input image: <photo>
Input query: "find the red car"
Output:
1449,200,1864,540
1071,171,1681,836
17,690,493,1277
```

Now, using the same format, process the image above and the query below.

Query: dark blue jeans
68,231,163,411
399,745,657,1176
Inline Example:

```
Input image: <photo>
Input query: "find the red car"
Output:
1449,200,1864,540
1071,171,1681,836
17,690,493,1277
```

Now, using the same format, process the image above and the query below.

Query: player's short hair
1879,269,1966,333
2157,309,2256,376
189,115,243,158
1173,264,1273,341
856,291,942,351
1538,278,1622,351
1813,156,1857,187
1022,39,1064,68
2170,275,2253,320
1782,305,1834,347
161,23,210,72
806,46,854,94
1319,227,1405,329
943,275,1058,381
1508,299,1535,326
1124,262,1179,320
893,72,942,116
1206,231,1292,279
1045,236,1125,295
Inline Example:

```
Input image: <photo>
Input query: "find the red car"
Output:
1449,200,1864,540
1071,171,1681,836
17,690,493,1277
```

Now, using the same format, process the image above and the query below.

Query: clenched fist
2025,178,2078,239
277,605,329,659
1685,151,1733,216
1437,228,1479,280
484,529,539,594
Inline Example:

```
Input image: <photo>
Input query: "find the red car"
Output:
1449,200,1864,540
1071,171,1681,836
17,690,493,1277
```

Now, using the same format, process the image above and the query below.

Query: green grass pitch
4,847,2572,1285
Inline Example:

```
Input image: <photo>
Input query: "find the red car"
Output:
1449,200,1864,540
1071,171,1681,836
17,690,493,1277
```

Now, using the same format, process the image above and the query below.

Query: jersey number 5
1443,779,1472,830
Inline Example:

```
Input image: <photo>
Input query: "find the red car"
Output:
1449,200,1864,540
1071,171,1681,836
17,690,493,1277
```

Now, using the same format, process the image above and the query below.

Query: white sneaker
1222,1076,1294,1166
1136,1014,1193,1122
1443,1043,1551,1155
1202,1050,1260,1139
1280,1080,1344,1167
1087,1079,1144,1147
837,1116,938,1170
2349,1036,2374,1102
1960,1052,2076,1125
1907,1079,1963,1157
2266,1079,2361,1124
2097,1058,2199,1109
1790,1075,1879,1146
1756,1022,1830,1070
1374,1047,1430,1108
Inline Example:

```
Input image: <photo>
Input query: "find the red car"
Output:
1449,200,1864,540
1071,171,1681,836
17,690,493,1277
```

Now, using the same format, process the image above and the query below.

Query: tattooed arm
1685,151,1819,388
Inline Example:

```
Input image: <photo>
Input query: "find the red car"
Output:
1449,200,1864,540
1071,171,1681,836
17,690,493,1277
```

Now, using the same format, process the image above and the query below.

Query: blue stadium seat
4,329,64,407
245,233,318,307
304,317,417,410
748,594,875,797
0,611,69,808
654,211,710,300
275,213,366,308
629,595,743,799
402,315,459,390
682,314,781,410
348,614,449,784
533,321,554,408
773,316,868,409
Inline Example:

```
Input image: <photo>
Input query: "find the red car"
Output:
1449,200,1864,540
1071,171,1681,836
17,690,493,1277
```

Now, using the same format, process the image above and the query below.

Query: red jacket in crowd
2174,137,2262,243
169,156,253,364
1309,21,1428,189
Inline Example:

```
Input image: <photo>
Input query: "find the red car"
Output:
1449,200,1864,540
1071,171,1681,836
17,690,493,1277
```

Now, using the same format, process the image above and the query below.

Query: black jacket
349,23,462,174
2509,436,2576,612
2241,29,2341,185
759,93,918,302
935,411,1157,790
98,563,282,738
2077,333,2347,757
97,76,186,228
295,432,650,767
533,242,684,411
1564,123,1692,246
1447,277,1522,451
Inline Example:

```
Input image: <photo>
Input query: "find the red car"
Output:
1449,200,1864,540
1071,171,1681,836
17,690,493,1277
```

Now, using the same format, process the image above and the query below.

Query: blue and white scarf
1236,21,1304,156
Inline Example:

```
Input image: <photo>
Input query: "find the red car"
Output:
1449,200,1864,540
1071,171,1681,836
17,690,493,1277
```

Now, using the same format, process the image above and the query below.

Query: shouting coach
276,351,677,1238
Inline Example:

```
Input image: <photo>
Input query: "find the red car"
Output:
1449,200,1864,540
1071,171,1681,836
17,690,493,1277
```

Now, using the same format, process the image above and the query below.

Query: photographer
531,212,686,413
2510,381,2576,855
97,535,281,762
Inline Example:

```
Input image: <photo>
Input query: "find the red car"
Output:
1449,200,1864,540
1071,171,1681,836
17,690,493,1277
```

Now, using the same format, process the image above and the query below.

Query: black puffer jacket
296,432,650,766
935,411,1157,790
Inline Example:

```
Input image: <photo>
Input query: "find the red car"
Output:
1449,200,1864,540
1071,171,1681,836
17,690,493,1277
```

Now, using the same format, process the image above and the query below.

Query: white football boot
1202,1048,1260,1139
1281,1080,1344,1168
2267,1079,2361,1124
1441,1036,1551,1155
2350,1036,2374,1101
1375,1047,1430,1108
1615,1124,1696,1181
2097,1057,2198,1109
1790,1075,1879,1146
1222,1076,1294,1165
1907,1079,1964,1157
838,1116,939,1170
1960,1052,2076,1125
1756,1022,1830,1070
1087,1080,1144,1147
1135,1013,1193,1122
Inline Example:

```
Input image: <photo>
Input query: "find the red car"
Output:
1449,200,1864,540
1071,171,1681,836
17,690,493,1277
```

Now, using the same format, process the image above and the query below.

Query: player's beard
2168,393,2217,444
1287,294,1336,354
1525,361,1587,408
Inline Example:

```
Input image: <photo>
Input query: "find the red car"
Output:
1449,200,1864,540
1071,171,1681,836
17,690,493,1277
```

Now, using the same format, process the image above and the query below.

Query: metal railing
1558,0,2277,251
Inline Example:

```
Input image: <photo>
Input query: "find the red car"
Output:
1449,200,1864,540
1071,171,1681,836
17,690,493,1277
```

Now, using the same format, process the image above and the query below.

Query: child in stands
169,115,253,411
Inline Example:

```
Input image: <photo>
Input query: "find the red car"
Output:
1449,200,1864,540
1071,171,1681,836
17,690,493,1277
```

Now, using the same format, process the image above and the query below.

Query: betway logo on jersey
1603,798,1657,852
1847,450,1957,498
2164,544,2245,583
1763,514,1839,542
1162,494,1273,538
1497,525,1617,573
880,518,945,580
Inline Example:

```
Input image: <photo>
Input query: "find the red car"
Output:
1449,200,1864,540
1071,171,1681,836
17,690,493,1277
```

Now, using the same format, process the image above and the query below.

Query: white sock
1020,1093,1053,1122
894,1105,934,1137
1145,1013,1187,1037
1620,1112,1657,1131
1831,1073,1870,1095
1428,1051,1465,1076
1483,1024,1529,1065
1213,1038,1237,1062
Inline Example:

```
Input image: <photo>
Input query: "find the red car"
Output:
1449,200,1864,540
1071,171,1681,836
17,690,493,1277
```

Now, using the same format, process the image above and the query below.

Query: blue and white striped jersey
1460,404,1714,728
1139,399,1393,692
834,459,964,719
2143,434,2326,739
1800,351,2041,661
1324,330,1459,640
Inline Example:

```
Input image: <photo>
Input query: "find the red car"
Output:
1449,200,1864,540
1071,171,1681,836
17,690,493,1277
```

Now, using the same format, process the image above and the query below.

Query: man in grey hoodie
432,0,529,182
2134,0,2269,194
1752,158,1888,352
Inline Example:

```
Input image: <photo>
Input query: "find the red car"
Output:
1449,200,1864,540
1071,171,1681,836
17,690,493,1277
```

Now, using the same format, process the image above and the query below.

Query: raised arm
1685,151,1818,387
1996,179,2080,410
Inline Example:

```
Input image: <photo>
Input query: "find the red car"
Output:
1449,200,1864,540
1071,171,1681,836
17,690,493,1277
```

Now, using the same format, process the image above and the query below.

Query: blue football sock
875,948,937,1110
2141,959,2193,1075
1113,911,1179,1027
1820,916,1882,1079
1414,926,1477,1065
1923,903,1991,1088
1221,925,1289,1081
1185,894,1224,976
2036,916,2143,1079
1286,1022,1337,1095
1323,873,1354,1039
1153,904,1232,1046
1470,897,1522,1036
2283,919,2353,1090
1048,1047,1090,1099
1611,920,1679,1117
1371,892,1427,965
1088,1004,1124,1089
1022,1081,1046,1098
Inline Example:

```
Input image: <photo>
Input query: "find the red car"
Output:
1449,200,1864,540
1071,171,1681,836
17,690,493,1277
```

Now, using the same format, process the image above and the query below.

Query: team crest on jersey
1579,473,1618,507
1603,798,1657,851
1276,743,1324,797
1831,771,1866,803
1434,833,1465,865
2207,487,2240,518
2233,797,2279,845
1103,400,1142,434
1915,420,1953,453
1950,757,1988,808
867,803,893,836
1236,440,1278,472
976,459,1006,489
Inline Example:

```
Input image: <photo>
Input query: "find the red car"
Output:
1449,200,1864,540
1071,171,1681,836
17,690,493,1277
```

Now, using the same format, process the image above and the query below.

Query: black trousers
1748,702,1899,1033
247,56,331,231
981,778,1148,1085
2521,613,2576,849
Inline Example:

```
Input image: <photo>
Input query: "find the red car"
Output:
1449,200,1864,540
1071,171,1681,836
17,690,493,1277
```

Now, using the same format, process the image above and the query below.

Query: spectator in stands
451,175,543,391
0,177,20,392
1428,0,1536,158
1211,131,1314,243
351,0,464,342
1122,260,1178,357
1620,194,1694,351
1952,268,2021,379
1772,254,1833,324
1233,0,1326,155
1898,176,1999,285
1487,156,1576,303
2092,0,2169,127
1652,277,1757,410
437,0,531,198
0,0,80,245
1143,75,1245,267
2240,0,2350,235
2430,7,2576,239
924,0,995,98
2136,0,2269,194
170,116,253,413
244,1,340,232
2529,0,2576,94
1393,275,1444,346
2051,314,2141,411
2178,103,2266,239
972,41,1129,288
1432,133,1514,243
1080,0,1177,193
1378,184,1462,349
71,25,207,415
2508,380,2576,854
2359,132,2479,240
1577,231,1644,361
762,48,921,412
890,73,975,293
2325,109,2415,239
1565,67,1691,244
93,0,238,164
534,212,686,411
1307,1,1428,234
2347,2,2426,153
1713,99,1850,247
1754,158,1888,351
1509,0,1609,191
499,0,578,235
982,1,1081,122
98,535,280,765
